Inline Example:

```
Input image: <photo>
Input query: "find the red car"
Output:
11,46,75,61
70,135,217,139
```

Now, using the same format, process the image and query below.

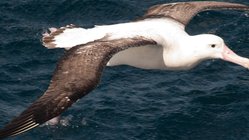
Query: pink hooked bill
222,45,249,69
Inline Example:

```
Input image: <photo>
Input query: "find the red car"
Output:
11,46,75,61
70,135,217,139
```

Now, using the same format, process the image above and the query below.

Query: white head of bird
163,34,249,70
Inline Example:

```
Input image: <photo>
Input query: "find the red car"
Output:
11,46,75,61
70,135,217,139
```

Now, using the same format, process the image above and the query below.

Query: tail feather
42,24,85,49
42,24,107,49
42,24,79,49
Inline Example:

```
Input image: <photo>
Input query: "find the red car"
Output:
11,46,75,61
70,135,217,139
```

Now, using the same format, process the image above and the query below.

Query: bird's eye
211,44,216,48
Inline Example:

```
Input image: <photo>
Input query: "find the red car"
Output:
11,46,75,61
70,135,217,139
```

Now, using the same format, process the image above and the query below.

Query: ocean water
0,0,249,140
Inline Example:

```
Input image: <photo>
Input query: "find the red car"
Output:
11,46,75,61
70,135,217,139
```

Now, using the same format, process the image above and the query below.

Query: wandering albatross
1,1,249,138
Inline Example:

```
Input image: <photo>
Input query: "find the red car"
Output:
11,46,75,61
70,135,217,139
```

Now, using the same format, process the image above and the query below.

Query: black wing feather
142,1,249,25
0,37,156,139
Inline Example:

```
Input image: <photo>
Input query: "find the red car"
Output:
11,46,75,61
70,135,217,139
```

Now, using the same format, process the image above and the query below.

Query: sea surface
0,0,249,140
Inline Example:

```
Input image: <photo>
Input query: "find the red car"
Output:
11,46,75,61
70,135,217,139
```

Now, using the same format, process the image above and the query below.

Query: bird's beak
221,45,249,69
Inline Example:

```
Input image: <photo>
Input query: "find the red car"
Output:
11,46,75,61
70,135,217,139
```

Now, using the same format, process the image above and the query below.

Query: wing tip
0,122,39,139
0,115,40,139
0,123,39,139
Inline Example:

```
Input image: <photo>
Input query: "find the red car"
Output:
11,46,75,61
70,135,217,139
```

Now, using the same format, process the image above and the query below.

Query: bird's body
1,1,249,139
44,19,218,70
46,18,186,69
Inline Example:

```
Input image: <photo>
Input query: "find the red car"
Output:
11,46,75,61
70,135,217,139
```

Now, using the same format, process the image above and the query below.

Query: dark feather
142,1,249,25
0,37,156,139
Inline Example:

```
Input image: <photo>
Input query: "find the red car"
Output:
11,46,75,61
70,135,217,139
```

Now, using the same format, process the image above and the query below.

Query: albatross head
164,34,249,70
190,34,249,69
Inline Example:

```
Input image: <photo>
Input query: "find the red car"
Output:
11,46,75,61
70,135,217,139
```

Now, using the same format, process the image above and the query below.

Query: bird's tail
42,24,108,50
42,24,95,50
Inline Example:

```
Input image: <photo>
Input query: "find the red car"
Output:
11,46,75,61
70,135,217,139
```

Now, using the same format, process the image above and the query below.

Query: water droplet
81,118,87,126
244,13,249,17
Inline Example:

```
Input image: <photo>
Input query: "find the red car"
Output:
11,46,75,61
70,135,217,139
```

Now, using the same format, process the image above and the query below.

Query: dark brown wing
142,1,249,26
0,37,156,139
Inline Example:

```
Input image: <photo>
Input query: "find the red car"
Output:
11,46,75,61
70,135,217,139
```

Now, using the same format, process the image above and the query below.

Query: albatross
1,1,249,138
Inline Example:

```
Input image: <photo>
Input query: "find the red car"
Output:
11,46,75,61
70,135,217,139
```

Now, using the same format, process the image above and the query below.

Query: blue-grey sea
1,0,249,140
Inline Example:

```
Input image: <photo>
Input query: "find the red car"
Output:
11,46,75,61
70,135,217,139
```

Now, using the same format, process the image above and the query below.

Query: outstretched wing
0,37,156,139
142,1,249,26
